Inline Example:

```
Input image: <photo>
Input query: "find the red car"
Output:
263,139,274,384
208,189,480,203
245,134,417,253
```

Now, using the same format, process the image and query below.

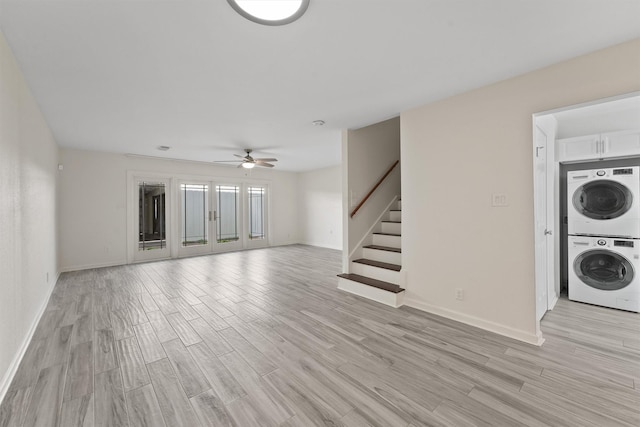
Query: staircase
338,199,404,307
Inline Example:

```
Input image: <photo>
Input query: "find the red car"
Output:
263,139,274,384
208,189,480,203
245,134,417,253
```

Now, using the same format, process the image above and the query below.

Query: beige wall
298,165,343,250
58,148,300,271
0,31,59,397
401,38,640,344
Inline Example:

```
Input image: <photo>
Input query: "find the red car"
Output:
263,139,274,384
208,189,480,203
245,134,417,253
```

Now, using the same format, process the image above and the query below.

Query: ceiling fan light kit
227,0,310,26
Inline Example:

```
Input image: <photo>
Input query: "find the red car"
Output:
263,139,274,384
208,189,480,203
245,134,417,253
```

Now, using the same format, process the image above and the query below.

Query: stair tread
337,274,404,293
373,232,401,237
353,258,401,271
363,245,401,253
382,221,401,224
390,209,401,212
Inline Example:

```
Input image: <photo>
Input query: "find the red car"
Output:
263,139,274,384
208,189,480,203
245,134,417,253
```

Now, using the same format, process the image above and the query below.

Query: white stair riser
351,262,400,284
389,211,401,222
397,200,402,210
381,222,401,234
338,278,405,308
373,234,401,247
363,248,402,265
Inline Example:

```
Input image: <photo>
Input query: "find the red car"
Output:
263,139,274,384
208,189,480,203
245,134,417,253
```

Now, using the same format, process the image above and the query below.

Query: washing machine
567,166,640,238
568,235,639,312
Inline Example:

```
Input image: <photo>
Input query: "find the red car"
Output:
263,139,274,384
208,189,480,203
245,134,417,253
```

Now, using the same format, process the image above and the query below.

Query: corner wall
401,38,640,344
0,31,59,398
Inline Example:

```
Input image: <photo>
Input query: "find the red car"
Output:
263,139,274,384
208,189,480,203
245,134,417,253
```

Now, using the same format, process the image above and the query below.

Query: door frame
532,91,640,335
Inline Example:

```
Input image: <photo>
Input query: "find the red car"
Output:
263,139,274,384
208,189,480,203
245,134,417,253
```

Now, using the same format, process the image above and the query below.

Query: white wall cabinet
557,129,640,162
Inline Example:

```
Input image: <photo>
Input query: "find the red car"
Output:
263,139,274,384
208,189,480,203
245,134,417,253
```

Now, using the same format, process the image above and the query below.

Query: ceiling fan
213,149,278,169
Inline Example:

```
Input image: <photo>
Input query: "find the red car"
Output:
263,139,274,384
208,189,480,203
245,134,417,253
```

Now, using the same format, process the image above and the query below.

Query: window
248,186,266,240
138,182,166,250
216,185,240,243
181,184,208,246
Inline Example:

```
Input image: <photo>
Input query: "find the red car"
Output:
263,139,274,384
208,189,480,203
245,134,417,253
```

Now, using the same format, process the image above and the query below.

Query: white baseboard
403,297,544,346
59,260,127,273
0,272,59,404
300,241,342,251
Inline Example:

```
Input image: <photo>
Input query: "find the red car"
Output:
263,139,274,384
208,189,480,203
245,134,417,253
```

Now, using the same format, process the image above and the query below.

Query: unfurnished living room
1,1,639,426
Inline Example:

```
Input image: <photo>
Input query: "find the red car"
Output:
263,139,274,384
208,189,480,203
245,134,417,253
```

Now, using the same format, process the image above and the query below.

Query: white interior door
534,139,548,321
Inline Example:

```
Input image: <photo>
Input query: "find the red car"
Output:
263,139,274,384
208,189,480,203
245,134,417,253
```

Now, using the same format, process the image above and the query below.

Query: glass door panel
215,184,243,251
178,182,212,256
247,185,268,248
135,179,171,262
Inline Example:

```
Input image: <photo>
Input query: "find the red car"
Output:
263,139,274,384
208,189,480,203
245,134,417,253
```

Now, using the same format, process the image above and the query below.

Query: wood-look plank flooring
1,244,639,426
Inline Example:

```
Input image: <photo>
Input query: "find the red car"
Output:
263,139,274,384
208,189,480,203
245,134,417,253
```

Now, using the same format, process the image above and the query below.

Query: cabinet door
557,135,600,162
601,130,640,159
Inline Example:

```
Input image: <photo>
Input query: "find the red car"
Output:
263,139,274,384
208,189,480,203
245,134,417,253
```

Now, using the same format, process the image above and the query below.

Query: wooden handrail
350,160,399,218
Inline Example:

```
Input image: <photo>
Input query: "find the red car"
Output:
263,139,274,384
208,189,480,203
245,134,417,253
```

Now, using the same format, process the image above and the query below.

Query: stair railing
350,160,399,218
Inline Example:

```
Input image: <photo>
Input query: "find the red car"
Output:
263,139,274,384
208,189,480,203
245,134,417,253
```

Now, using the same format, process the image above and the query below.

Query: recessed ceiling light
312,120,325,126
227,0,310,26
157,145,171,151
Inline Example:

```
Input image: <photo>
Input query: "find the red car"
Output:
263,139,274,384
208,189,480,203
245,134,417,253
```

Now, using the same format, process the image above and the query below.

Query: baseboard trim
0,272,59,404
59,260,127,273
300,241,343,251
403,297,544,346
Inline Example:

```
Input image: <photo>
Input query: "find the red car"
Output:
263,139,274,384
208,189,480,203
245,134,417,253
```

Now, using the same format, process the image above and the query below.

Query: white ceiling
1,0,639,171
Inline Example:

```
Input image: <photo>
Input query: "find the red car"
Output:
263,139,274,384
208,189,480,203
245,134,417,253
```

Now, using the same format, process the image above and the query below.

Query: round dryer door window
574,249,634,291
572,180,633,220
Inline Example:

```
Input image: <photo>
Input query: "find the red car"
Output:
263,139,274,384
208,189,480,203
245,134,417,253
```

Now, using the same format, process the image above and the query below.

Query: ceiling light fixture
242,162,256,169
157,145,171,151
227,0,310,26
312,120,325,126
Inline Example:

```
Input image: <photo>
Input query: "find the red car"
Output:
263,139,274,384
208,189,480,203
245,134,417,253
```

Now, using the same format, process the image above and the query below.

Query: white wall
297,165,342,250
343,117,401,264
0,31,59,398
58,148,299,271
401,38,640,344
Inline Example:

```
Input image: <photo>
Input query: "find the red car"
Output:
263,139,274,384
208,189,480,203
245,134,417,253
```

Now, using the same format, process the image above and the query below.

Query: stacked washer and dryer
567,166,640,312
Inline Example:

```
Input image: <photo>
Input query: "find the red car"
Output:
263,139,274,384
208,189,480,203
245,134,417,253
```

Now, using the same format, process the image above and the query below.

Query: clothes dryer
568,235,639,312
567,166,640,238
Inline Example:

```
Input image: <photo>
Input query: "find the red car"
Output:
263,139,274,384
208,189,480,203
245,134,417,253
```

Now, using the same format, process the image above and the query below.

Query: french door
131,176,268,262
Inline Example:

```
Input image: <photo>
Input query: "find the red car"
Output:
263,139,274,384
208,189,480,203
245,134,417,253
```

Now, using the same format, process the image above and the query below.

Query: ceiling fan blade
233,154,245,158
256,161,275,168
253,158,278,162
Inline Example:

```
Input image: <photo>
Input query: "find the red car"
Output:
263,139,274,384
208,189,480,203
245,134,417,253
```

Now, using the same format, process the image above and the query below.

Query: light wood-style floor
1,245,639,426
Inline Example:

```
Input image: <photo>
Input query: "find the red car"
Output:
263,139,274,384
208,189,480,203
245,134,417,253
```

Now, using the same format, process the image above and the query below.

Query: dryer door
574,249,635,291
572,180,633,220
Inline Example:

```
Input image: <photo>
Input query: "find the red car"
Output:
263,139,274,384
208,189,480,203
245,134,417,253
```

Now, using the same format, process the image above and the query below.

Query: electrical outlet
456,288,464,301
492,193,508,207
